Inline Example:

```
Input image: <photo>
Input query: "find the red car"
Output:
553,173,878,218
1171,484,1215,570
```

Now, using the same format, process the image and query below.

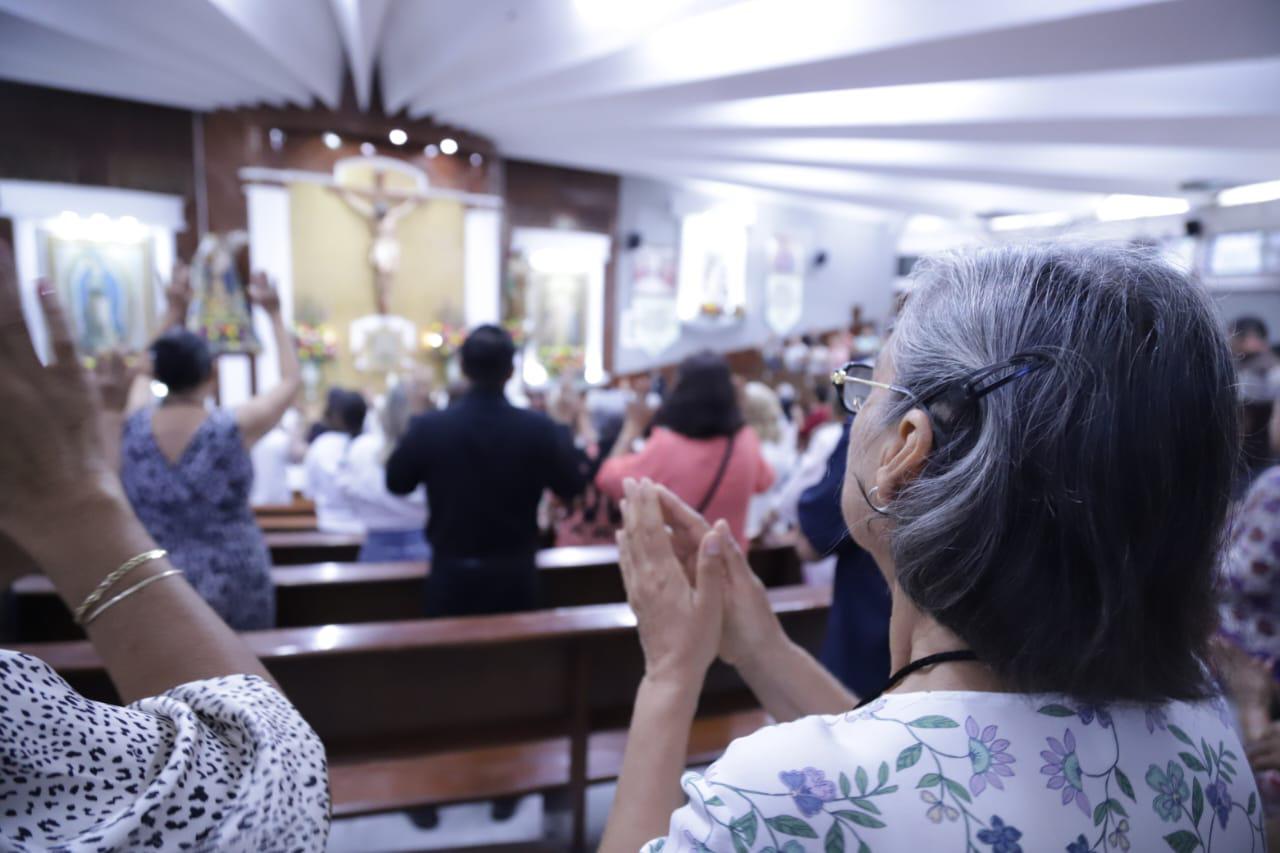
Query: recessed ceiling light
469,153,483,167
424,144,439,158
440,138,458,156
1095,194,1189,222
360,142,375,156
388,128,408,146
323,132,341,150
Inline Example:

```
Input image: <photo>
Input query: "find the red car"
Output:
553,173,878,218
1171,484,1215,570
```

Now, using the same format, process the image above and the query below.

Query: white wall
612,176,896,374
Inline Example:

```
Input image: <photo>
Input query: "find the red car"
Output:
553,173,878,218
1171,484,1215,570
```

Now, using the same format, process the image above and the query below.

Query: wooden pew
266,530,362,563
257,514,319,533
6,544,802,642
8,584,830,851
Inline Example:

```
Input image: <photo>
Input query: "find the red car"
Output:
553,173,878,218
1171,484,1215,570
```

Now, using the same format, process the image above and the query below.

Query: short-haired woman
602,243,1263,851
597,351,774,549
120,268,301,629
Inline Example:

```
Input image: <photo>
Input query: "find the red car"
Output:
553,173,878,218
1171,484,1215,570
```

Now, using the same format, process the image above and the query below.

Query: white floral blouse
0,651,330,851
645,691,1264,853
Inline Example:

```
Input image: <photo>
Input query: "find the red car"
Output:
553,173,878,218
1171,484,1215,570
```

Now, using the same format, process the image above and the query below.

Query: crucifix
332,167,426,315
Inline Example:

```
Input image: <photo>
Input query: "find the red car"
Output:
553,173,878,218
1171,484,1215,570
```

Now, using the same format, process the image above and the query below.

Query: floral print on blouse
645,691,1263,852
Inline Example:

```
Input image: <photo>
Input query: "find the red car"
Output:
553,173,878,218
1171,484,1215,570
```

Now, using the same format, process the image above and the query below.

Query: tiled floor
327,782,620,852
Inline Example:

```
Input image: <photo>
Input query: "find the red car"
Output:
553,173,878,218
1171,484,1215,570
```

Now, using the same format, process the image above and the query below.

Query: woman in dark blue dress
120,269,300,629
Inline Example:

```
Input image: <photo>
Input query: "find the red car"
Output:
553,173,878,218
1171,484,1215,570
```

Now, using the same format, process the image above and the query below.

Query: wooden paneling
0,81,198,254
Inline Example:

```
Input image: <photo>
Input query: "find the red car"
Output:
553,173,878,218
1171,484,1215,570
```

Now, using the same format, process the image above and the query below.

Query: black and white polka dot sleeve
0,650,330,851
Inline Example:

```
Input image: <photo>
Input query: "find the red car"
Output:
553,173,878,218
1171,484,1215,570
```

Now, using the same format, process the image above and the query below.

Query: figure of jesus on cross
332,167,425,315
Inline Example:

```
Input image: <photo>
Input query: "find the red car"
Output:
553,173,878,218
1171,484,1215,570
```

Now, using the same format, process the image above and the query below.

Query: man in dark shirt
796,417,892,697
387,325,586,616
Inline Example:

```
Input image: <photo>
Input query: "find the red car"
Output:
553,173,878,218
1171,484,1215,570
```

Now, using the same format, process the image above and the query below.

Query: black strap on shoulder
695,432,738,514
854,650,979,709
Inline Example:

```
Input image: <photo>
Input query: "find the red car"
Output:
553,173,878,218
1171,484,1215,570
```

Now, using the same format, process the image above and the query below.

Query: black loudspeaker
625,232,643,250
1186,220,1203,238
812,250,829,267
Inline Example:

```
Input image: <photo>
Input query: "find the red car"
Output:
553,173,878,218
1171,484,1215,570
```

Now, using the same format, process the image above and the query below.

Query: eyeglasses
830,361,914,414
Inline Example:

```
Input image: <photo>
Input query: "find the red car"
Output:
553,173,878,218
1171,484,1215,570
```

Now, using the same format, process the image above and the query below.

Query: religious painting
189,231,259,354
624,246,679,356
765,234,805,334
677,209,748,324
349,313,417,374
45,233,156,356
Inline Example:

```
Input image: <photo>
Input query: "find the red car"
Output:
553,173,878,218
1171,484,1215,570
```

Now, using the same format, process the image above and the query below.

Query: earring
867,485,891,513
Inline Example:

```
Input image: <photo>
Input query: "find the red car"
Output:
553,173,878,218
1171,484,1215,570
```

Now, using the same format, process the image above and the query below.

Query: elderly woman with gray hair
601,243,1263,852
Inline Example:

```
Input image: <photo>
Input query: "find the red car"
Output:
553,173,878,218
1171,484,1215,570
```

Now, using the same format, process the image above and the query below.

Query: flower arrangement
698,302,745,319
538,344,585,378
420,320,467,358
295,323,338,364
503,318,529,348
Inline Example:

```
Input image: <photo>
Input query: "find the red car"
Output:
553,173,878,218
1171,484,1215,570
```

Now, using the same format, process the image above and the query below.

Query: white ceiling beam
493,135,1280,195
0,12,219,110
379,0,516,114
0,0,301,108
460,56,1280,140
504,141,1104,218
439,0,1275,120
328,0,390,111
423,0,1175,118
207,0,346,108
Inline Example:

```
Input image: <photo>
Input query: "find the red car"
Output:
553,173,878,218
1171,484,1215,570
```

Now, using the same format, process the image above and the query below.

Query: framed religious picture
45,232,157,357
624,246,680,356
765,234,805,334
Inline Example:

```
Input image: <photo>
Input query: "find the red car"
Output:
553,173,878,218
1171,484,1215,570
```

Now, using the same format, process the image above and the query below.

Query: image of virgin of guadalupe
73,253,126,354
188,231,259,354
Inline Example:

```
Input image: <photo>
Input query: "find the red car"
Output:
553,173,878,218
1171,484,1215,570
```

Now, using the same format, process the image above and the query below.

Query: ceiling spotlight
268,128,285,151
323,132,341,150
388,128,408,146
424,144,439,159
469,152,483,167
440,137,458,156
360,142,375,156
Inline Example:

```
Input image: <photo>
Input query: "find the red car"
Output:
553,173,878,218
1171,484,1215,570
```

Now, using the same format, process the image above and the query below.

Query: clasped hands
617,477,786,689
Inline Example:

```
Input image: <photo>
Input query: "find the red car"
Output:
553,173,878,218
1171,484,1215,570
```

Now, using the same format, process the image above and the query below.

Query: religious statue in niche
331,157,429,374
46,231,156,356
764,234,805,335
188,231,259,354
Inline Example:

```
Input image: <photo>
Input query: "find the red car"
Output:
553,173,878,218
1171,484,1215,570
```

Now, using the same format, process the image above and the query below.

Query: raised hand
0,252,120,553
617,478,724,685
162,261,192,328
247,271,282,315
92,349,141,414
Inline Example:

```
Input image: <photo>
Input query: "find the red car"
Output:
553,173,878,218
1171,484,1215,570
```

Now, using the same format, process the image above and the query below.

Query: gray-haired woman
601,243,1262,852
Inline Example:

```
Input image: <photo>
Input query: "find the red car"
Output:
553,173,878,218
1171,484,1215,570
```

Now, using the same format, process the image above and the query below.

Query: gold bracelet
73,548,168,625
81,569,183,627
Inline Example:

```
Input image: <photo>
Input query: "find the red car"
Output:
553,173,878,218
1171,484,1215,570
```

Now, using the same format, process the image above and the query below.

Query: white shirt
770,420,844,529
337,432,427,533
249,426,293,506
747,432,799,539
648,690,1262,852
303,431,365,534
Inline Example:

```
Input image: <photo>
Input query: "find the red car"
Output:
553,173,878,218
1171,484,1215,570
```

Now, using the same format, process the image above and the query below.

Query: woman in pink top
597,351,773,548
